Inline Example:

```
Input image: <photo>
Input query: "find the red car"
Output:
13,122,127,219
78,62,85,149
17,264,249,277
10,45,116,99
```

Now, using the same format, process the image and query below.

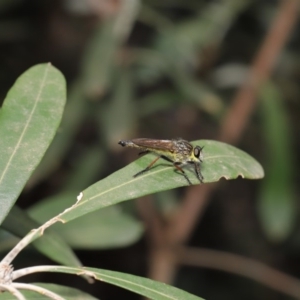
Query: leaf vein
0,64,50,186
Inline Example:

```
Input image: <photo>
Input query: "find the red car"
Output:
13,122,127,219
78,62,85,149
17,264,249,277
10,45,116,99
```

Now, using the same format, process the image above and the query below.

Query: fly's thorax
172,139,193,154
170,139,193,163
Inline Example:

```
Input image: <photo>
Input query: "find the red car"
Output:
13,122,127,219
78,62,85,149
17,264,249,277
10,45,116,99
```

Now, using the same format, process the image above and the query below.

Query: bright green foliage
0,64,66,224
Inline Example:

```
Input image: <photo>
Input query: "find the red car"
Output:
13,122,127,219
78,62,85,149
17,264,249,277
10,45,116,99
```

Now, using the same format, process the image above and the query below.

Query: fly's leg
193,162,204,183
134,155,194,186
187,161,204,183
161,156,192,185
133,156,160,177
134,154,171,178
173,162,192,185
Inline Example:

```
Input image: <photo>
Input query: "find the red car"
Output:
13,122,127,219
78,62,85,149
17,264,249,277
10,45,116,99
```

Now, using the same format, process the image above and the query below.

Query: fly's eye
194,146,201,158
194,145,204,161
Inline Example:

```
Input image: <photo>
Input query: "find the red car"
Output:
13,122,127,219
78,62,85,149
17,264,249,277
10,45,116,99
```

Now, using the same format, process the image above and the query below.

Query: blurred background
0,0,300,299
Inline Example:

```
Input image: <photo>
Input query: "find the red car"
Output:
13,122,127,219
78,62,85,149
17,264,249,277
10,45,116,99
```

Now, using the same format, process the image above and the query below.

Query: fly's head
192,145,204,163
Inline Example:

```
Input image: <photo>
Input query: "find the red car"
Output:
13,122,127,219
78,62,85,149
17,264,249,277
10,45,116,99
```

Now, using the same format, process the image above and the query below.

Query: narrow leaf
84,267,205,300
28,81,87,185
15,266,205,300
28,192,143,249
258,83,296,241
0,63,66,224
0,283,97,300
2,206,82,267
55,140,264,223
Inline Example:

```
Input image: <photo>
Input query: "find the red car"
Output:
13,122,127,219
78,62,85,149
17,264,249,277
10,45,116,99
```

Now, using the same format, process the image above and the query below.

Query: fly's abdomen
118,140,136,148
118,139,153,151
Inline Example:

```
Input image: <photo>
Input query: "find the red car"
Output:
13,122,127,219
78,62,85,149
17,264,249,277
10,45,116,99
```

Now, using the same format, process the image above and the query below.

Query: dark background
0,0,300,299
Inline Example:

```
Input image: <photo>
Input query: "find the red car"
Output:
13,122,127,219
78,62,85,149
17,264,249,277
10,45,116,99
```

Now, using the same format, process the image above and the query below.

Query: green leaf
0,63,66,224
0,283,98,300
0,229,19,253
258,83,296,242
52,207,143,249
83,268,205,300
53,140,264,223
15,266,205,300
28,192,143,249
28,81,87,185
29,147,143,250
2,206,82,267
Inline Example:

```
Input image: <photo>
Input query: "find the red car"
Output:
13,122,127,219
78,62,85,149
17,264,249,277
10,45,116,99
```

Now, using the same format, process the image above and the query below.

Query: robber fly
118,138,204,185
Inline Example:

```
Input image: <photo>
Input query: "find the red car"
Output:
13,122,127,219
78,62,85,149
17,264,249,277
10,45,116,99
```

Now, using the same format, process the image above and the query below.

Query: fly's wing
131,138,176,153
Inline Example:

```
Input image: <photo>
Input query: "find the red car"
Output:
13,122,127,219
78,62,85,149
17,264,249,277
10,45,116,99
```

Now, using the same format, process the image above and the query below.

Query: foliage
0,0,299,299
0,64,262,299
